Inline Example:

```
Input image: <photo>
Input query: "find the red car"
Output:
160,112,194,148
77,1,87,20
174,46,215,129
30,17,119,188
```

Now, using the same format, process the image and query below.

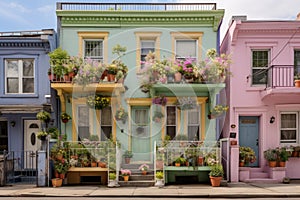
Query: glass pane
176,40,196,58
167,106,176,125
78,127,89,140
23,78,34,93
85,40,103,58
135,109,148,125
6,60,18,77
166,126,176,140
141,40,155,55
7,78,19,93
23,60,34,76
252,69,267,84
281,114,296,128
101,107,112,125
78,106,89,126
280,130,296,140
188,109,199,125
188,126,199,141
252,51,268,68
101,127,112,141
0,121,8,152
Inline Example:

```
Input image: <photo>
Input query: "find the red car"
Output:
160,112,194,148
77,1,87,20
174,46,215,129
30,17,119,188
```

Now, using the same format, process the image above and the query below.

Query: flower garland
115,107,128,122
86,94,110,110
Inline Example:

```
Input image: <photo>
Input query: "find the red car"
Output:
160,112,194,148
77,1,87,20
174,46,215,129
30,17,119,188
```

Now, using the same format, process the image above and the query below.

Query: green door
131,106,151,162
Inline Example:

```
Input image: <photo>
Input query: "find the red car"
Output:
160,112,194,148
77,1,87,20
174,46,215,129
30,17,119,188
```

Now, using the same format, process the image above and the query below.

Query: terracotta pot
198,156,204,166
210,176,222,187
59,173,65,179
52,178,62,187
292,151,298,157
61,118,69,123
295,80,300,87
230,140,237,146
64,74,70,82
123,175,129,181
98,161,106,168
174,72,182,83
107,74,116,82
175,163,180,167
239,162,245,167
156,160,164,170
278,161,286,167
269,161,277,168
125,157,131,164
54,170,59,178
91,162,97,167
142,170,147,175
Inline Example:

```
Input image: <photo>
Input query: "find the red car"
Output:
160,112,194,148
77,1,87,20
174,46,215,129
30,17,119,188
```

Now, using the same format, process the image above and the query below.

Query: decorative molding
0,41,50,52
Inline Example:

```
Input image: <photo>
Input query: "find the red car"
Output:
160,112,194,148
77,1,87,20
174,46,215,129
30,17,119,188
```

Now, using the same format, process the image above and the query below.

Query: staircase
118,163,155,187
242,167,283,183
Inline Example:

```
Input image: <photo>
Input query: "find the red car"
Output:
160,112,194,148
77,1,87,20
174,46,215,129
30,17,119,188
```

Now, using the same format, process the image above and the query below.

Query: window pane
280,130,296,140
101,107,112,125
85,40,103,59
141,40,155,55
176,40,196,58
23,60,34,76
23,78,34,93
252,50,268,85
294,51,300,74
101,127,112,141
7,60,18,77
281,114,296,128
188,126,199,140
166,126,176,140
78,106,89,140
167,107,176,125
7,78,19,93
135,109,148,125
188,109,199,124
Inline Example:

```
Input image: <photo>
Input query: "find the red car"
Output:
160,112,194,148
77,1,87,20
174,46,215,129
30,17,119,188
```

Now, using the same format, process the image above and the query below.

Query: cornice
57,10,224,31
0,41,51,53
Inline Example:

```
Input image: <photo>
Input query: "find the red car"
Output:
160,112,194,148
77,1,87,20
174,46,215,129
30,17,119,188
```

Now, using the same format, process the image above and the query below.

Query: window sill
0,94,38,98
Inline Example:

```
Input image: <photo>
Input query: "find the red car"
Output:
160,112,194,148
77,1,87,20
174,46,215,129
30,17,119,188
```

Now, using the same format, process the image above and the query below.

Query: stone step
122,174,154,181
121,163,154,169
250,172,269,179
244,178,280,184
118,180,155,187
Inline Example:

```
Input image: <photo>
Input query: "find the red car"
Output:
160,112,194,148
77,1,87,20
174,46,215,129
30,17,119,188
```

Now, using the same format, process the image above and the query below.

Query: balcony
56,2,217,11
260,65,300,104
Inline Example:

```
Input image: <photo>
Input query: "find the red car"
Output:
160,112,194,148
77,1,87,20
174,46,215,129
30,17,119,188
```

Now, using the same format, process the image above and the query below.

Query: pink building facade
221,16,300,182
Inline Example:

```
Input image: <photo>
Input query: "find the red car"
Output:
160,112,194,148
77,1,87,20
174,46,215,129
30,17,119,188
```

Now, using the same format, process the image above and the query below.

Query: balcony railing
56,2,216,11
266,65,295,88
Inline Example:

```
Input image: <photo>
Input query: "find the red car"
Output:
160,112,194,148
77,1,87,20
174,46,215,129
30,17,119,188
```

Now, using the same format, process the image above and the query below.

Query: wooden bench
67,167,108,185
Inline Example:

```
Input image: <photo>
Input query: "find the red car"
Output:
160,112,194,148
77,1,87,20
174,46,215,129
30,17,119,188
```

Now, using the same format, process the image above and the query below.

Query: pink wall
221,18,300,181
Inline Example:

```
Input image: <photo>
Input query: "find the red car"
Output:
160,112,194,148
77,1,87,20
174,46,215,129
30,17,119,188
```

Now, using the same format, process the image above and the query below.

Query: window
78,106,90,140
294,50,300,76
280,112,298,144
0,121,8,153
84,40,103,62
141,40,155,69
100,106,112,141
166,106,177,140
5,59,34,94
252,50,269,85
132,107,149,136
175,40,197,61
188,107,200,140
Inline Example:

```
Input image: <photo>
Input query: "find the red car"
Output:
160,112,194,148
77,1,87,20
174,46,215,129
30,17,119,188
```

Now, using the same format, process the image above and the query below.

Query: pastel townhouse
221,15,300,183
0,29,57,183
51,2,227,186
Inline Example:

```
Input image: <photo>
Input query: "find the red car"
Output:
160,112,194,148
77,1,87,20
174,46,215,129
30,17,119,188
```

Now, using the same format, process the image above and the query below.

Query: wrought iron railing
57,2,216,11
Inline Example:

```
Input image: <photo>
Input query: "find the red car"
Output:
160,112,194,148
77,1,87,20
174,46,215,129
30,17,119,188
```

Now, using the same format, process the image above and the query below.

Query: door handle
256,139,259,146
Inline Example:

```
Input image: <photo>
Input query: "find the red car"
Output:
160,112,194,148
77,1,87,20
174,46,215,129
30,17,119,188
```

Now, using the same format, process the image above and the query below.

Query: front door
24,120,41,169
131,107,151,162
239,116,259,167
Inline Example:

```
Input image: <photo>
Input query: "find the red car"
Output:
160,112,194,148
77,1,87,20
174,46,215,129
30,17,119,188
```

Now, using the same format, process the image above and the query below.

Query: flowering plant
210,104,228,116
199,48,231,83
61,112,71,120
175,97,197,110
152,95,167,106
86,94,110,110
121,169,131,176
138,163,150,171
37,131,48,140
115,107,128,122
36,111,51,122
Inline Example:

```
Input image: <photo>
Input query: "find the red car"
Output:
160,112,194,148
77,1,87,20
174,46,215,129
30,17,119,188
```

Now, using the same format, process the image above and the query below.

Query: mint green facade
55,3,224,162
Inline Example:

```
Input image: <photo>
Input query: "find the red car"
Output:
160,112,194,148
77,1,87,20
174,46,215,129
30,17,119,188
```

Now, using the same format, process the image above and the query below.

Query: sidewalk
0,182,300,198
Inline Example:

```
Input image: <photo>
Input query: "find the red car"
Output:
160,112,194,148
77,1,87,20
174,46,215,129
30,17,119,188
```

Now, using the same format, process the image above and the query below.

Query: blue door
239,116,259,167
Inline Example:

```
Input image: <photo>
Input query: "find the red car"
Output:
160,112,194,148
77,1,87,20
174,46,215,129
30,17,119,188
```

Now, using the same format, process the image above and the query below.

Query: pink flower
121,169,131,176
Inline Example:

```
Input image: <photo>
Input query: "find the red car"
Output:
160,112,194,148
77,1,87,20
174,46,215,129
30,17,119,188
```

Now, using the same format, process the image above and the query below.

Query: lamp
10,121,16,127
270,116,275,124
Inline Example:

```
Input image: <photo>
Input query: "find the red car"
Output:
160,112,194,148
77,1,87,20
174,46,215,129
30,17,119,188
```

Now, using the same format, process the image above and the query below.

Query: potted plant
36,110,51,123
61,112,71,123
294,74,300,87
209,164,224,187
175,97,197,110
208,104,229,119
120,169,131,181
115,107,128,124
152,95,167,106
155,171,164,188
48,127,59,140
277,147,289,167
138,163,150,175
48,47,70,81
239,146,256,166
108,172,119,187
152,111,164,123
175,157,186,167
37,131,48,140
54,158,70,179
86,94,110,110
264,148,278,167
123,150,133,164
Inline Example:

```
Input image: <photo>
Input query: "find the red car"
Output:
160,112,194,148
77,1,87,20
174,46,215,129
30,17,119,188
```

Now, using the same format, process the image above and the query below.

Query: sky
0,0,300,40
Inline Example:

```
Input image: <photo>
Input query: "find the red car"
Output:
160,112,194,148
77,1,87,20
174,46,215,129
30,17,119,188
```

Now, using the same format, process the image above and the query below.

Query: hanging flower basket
86,94,110,110
61,112,71,123
208,104,228,119
152,95,167,106
115,107,128,123
174,97,197,110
